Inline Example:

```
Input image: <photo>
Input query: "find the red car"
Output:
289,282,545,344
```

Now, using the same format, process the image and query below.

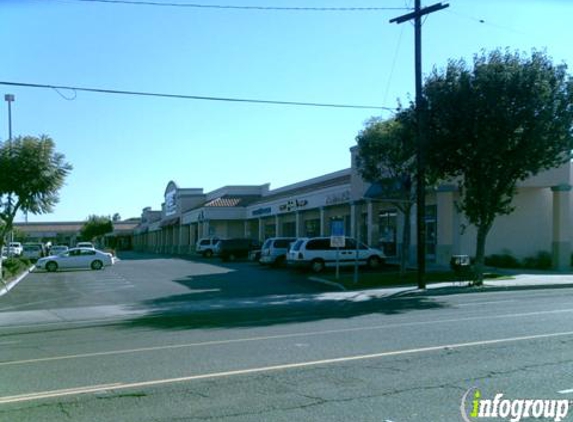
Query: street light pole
4,94,15,255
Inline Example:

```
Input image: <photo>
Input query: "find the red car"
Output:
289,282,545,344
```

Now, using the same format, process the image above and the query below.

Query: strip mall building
133,147,573,269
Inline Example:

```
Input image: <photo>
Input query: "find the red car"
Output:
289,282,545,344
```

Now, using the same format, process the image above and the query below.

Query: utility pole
390,1,448,290
4,94,15,256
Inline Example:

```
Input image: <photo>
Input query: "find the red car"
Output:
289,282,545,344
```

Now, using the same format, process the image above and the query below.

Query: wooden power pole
390,1,449,290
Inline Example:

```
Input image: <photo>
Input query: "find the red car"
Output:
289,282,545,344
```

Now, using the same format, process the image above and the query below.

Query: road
1,253,573,421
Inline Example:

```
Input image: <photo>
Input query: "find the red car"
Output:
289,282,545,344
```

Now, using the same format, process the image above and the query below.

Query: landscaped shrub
484,252,521,269
1,257,31,280
522,251,552,270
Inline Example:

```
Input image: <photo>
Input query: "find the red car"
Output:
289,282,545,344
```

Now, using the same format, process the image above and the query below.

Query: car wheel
46,261,58,272
367,256,382,269
311,259,325,273
91,260,103,270
204,249,213,258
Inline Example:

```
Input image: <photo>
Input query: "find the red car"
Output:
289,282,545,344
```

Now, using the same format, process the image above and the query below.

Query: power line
65,0,411,11
0,81,394,111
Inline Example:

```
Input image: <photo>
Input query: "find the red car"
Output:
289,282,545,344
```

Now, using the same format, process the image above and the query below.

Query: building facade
133,148,573,270
14,219,141,250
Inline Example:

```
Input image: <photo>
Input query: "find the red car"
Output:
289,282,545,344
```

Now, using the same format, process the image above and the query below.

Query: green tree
424,49,573,284
80,215,113,244
0,135,72,281
355,110,417,277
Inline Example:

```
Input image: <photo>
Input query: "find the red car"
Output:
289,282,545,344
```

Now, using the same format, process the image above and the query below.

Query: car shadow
118,277,449,332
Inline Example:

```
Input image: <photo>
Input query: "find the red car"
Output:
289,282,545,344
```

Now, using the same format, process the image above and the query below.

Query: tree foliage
356,111,416,202
424,49,573,283
0,135,72,251
355,110,417,276
80,215,114,242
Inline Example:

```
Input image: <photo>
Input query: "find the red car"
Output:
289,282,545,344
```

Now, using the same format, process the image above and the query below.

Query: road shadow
118,290,449,331
114,251,450,330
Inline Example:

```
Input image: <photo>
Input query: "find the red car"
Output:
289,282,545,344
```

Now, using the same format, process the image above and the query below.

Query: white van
287,236,385,273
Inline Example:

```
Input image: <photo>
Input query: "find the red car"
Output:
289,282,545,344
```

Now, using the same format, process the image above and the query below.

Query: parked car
7,242,23,256
214,238,261,261
21,244,44,261
76,241,95,249
195,237,221,258
24,242,47,257
248,248,262,262
259,237,297,267
287,236,385,273
49,245,69,255
36,247,113,272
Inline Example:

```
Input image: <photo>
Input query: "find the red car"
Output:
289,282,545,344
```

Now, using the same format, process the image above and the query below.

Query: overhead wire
0,81,395,111
64,0,411,11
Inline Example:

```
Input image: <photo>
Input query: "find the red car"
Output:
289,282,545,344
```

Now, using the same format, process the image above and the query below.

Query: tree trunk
474,224,491,286
400,204,412,279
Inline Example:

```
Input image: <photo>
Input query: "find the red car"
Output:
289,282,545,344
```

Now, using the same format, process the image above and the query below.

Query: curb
308,276,347,291
0,265,35,298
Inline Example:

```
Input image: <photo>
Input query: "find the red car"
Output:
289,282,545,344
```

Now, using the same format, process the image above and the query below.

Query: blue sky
1,0,572,222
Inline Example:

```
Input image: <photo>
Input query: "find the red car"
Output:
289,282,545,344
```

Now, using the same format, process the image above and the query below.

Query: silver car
259,237,297,267
36,247,113,272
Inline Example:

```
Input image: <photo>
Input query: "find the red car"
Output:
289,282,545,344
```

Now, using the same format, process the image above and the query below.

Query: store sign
251,207,272,217
279,199,308,212
325,190,350,206
165,188,177,217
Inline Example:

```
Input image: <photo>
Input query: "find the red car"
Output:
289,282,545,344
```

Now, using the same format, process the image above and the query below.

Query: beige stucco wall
456,187,554,259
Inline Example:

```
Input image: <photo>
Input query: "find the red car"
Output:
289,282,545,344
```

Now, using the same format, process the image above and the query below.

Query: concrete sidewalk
0,265,35,298
309,272,573,297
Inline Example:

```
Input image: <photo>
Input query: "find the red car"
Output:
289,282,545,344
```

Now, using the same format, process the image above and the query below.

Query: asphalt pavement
2,253,573,422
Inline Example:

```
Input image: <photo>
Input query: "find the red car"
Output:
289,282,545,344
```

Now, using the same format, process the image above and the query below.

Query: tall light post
4,94,15,254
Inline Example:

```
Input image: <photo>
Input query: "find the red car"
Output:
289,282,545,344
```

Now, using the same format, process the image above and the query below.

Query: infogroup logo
461,387,569,422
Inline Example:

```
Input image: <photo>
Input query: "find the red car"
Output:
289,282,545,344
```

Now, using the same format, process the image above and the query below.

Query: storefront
132,147,573,269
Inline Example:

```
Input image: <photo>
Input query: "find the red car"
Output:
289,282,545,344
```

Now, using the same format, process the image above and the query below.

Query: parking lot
0,251,331,319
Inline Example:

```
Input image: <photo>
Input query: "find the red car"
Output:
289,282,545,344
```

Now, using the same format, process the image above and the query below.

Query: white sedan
36,247,114,272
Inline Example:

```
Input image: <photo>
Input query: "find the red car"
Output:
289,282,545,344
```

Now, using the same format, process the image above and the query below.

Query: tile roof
204,195,261,208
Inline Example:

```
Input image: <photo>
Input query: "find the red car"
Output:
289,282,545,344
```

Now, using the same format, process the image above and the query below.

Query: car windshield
291,239,305,251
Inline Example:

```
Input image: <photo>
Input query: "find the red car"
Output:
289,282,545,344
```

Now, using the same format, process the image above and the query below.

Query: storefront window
264,223,276,239
282,222,296,237
305,219,320,237
379,210,397,257
360,213,368,244
425,205,437,258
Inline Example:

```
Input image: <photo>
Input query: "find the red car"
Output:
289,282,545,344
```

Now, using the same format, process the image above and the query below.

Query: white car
287,236,385,273
195,237,221,258
36,247,113,272
7,242,23,256
259,237,297,266
21,244,43,261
